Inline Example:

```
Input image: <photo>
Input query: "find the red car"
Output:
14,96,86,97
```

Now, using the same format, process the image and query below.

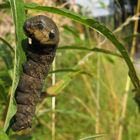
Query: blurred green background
1,0,140,140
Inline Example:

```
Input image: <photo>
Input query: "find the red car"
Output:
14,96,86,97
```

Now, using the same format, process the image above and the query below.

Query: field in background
1,0,140,140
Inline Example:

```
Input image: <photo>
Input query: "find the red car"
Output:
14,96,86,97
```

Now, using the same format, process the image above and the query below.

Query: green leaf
47,70,82,96
0,70,12,103
79,133,107,140
63,25,80,38
4,0,26,132
49,69,85,74
0,44,13,70
0,2,10,9
25,3,140,94
58,46,122,58
0,37,14,53
0,130,9,140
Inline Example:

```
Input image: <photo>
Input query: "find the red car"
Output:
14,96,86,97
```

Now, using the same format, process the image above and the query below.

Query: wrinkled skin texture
11,15,59,131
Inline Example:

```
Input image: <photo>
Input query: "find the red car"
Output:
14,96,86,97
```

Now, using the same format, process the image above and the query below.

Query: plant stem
117,1,140,140
95,35,101,133
52,59,56,140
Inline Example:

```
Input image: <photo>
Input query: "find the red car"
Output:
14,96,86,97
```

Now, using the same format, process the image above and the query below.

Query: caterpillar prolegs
11,15,59,131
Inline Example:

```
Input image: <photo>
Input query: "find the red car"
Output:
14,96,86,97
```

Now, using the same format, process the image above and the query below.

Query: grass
0,0,140,140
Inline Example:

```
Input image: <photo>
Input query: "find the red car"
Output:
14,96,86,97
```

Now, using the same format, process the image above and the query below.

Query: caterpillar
11,15,59,131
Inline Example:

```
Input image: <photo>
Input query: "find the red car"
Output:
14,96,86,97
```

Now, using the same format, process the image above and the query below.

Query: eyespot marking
38,23,44,30
49,29,55,39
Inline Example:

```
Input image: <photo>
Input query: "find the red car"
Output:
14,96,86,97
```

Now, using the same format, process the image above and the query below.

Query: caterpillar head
23,15,59,45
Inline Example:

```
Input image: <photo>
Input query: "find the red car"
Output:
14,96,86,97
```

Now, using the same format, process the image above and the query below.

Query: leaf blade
4,0,26,132
25,4,140,94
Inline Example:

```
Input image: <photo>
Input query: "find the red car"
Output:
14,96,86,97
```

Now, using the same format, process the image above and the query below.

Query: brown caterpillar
11,15,59,131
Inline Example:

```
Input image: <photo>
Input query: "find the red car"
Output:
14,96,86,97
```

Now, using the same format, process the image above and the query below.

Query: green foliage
3,0,26,132
0,0,140,140
24,2,140,94
0,130,9,140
